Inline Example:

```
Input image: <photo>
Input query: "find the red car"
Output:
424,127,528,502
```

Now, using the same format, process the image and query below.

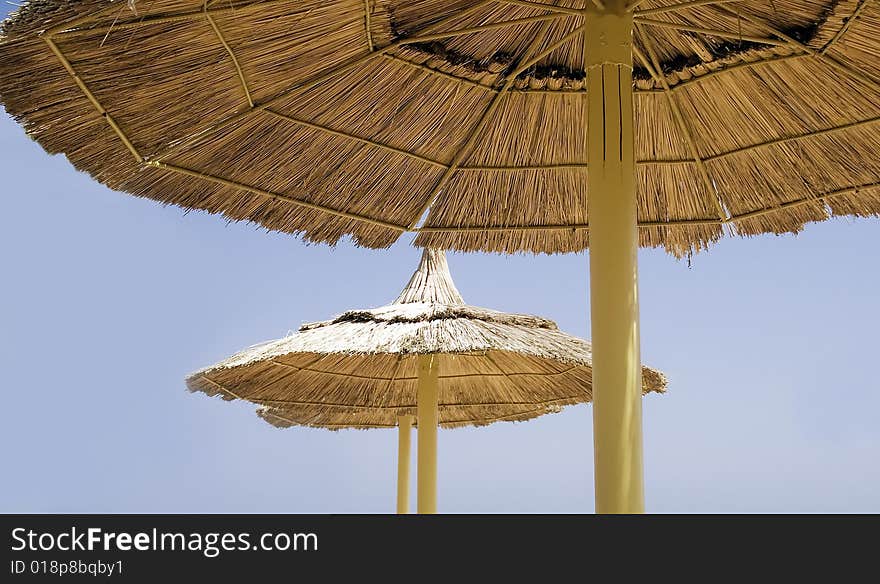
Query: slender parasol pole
584,3,644,513
417,354,439,514
396,414,413,514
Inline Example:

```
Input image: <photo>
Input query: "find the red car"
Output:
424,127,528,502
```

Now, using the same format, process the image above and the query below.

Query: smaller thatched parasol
187,249,666,513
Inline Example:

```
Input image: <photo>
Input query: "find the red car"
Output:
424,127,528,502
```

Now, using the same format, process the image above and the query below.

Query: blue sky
1,8,878,512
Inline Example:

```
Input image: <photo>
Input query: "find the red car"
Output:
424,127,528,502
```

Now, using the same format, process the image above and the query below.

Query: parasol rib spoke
150,161,408,231
410,20,587,229
42,37,143,162
460,163,589,170
204,6,254,109
202,364,305,403
404,14,570,44
280,400,581,429
250,394,583,410
705,115,880,163
197,375,249,401
271,360,580,381
633,0,746,17
382,54,497,91
730,182,880,223
416,218,722,232
52,0,295,38
717,6,880,95
493,0,584,16
441,405,560,424
634,17,791,46
42,1,134,36
416,182,880,232
821,0,871,54
666,52,804,91
306,401,579,428
53,6,569,42
363,0,373,51
408,84,517,228
381,355,405,408
634,30,729,222
484,352,561,403
263,109,449,168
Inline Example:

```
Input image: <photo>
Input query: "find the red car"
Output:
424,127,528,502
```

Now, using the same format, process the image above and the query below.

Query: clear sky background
2,7,878,513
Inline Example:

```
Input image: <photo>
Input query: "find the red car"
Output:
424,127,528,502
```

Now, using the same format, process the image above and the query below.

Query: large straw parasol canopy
185,249,666,429
1,1,878,256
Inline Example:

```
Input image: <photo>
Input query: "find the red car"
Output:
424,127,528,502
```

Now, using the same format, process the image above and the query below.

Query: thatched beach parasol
2,0,878,512
186,249,667,513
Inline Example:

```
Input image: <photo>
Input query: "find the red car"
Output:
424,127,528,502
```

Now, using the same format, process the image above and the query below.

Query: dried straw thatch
2,1,878,256
186,249,666,429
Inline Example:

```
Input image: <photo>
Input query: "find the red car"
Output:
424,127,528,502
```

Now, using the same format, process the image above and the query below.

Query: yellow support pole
585,4,645,513
417,354,439,514
396,415,413,514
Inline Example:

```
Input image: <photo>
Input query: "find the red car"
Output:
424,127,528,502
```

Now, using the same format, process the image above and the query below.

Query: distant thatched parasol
186,249,666,513
4,0,876,512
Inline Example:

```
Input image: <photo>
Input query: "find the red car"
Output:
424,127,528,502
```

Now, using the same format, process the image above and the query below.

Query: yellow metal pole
396,415,413,514
416,354,439,514
585,4,645,513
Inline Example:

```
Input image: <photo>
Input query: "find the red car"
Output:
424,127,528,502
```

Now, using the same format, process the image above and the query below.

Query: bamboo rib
150,161,408,231
452,405,558,424
404,14,570,44
409,79,518,227
418,182,880,232
56,6,563,43
382,54,496,91
273,402,573,428
514,24,593,77
239,356,333,398
731,181,880,222
821,0,871,54
634,17,790,46
198,376,250,401
512,87,666,94
243,395,583,410
459,160,695,169
485,351,549,404
634,0,747,17
263,109,449,168
494,0,584,16
410,21,587,228
460,163,588,171
205,9,254,108
44,1,132,35
417,218,722,232
271,360,580,380
384,354,404,403
363,0,374,51
666,52,806,91
706,115,880,162
54,1,292,37
720,6,880,94
42,37,143,162
272,418,399,429
634,34,729,221
150,0,498,162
